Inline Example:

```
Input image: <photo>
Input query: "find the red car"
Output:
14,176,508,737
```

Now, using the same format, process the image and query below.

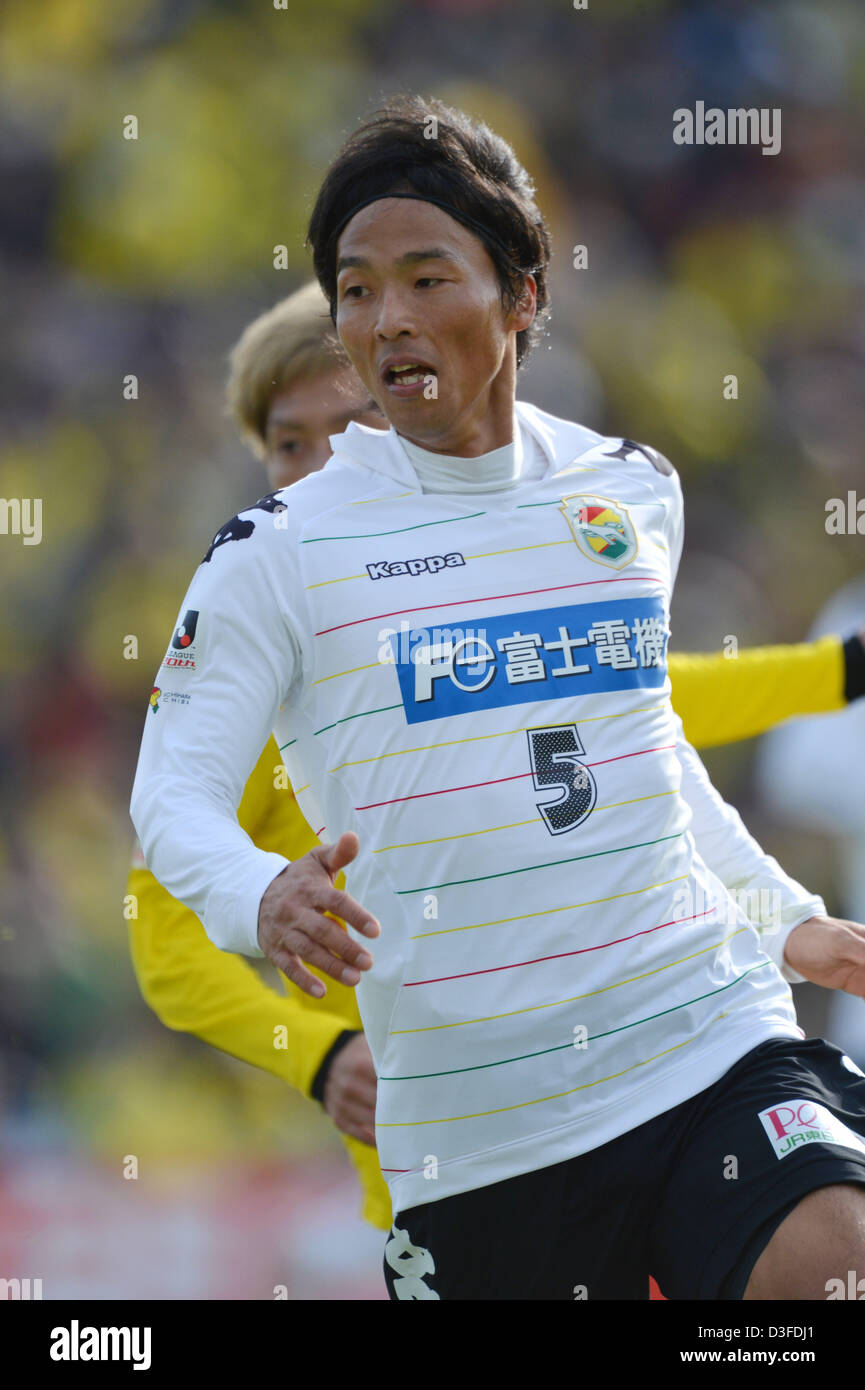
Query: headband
330,191,524,268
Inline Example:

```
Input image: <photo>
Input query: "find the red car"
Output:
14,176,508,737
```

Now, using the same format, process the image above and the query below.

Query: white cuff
760,898,826,985
220,853,291,957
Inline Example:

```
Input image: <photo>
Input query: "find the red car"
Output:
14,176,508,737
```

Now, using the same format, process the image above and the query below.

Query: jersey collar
326,401,603,490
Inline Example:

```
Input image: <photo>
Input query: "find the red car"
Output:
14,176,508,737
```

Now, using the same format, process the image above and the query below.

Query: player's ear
510,273,537,334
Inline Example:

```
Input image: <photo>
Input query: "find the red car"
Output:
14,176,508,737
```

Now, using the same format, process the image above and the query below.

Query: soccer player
130,283,865,1248
131,99,865,1298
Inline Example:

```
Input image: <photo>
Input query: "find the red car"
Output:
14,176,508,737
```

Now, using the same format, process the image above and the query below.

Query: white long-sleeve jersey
131,401,824,1213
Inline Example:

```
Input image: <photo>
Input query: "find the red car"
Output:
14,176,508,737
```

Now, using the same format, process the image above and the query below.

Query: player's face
334,198,536,456
263,366,384,489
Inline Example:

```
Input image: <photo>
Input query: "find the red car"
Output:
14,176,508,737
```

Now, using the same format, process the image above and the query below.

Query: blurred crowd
0,0,863,1293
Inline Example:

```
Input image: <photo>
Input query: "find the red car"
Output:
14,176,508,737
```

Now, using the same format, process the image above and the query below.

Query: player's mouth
380,357,438,397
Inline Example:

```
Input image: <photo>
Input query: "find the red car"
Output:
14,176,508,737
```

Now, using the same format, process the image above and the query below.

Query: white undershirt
397,419,546,493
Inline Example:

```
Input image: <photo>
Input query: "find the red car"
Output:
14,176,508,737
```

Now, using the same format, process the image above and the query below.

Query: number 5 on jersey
527,725,597,835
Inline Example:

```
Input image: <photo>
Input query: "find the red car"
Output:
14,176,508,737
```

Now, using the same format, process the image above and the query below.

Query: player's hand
783,915,865,997
323,1034,378,1148
257,831,380,998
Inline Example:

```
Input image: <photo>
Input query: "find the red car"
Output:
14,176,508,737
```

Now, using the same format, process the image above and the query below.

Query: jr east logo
388,595,669,725
561,494,637,570
758,1099,865,1160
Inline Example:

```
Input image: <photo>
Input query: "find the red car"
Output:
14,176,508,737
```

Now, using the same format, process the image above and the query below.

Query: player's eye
415,277,441,288
278,440,302,455
342,284,370,299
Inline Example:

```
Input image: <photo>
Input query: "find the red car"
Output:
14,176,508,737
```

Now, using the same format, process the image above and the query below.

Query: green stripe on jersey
303,512,486,542
396,832,684,894
379,962,770,1081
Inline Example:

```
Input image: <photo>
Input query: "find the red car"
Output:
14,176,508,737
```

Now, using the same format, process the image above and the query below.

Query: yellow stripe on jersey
377,1031,706,1127
411,874,691,940
327,702,668,775
392,928,746,1034
374,788,679,854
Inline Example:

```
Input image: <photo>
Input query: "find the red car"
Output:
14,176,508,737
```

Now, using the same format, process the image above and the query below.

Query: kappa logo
384,1226,440,1300
366,552,465,581
201,493,287,564
561,494,638,570
603,438,674,476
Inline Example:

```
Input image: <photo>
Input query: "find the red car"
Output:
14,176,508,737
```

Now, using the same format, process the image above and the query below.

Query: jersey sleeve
130,507,304,956
129,735,357,1093
665,463,685,586
674,716,826,983
757,580,865,834
127,864,354,1095
669,636,845,748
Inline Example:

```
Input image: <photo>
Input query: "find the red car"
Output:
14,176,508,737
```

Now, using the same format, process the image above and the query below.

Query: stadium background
1,0,863,1299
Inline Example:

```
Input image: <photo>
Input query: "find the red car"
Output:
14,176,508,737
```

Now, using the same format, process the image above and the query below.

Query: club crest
560,494,638,570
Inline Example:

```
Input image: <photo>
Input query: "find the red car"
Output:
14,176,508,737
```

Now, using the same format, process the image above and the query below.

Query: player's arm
128,732,376,1141
659,452,865,989
668,635,853,749
129,505,378,985
675,718,865,997
127,862,360,1100
673,716,827,980
757,617,865,835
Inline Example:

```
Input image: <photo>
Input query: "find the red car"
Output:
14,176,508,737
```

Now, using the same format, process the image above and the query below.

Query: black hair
306,94,551,367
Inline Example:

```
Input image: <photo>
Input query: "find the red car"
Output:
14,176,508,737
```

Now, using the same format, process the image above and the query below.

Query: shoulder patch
603,438,674,476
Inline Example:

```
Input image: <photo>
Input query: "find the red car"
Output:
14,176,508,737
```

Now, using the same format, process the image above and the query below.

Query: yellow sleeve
669,635,845,749
127,736,361,1097
127,735,394,1231
341,1138,393,1232
128,866,356,1095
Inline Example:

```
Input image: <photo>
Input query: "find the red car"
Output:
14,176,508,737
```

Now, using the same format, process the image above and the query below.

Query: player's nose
374,285,417,340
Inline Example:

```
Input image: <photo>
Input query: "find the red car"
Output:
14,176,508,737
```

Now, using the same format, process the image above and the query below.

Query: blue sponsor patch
389,596,669,725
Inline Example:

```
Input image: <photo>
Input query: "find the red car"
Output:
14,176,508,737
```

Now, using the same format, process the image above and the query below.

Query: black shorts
382,1036,865,1300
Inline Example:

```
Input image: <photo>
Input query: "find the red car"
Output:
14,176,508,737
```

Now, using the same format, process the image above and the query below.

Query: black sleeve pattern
310,1028,362,1103
843,632,865,703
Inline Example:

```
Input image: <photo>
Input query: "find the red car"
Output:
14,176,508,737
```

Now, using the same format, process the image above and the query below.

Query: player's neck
397,420,549,494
